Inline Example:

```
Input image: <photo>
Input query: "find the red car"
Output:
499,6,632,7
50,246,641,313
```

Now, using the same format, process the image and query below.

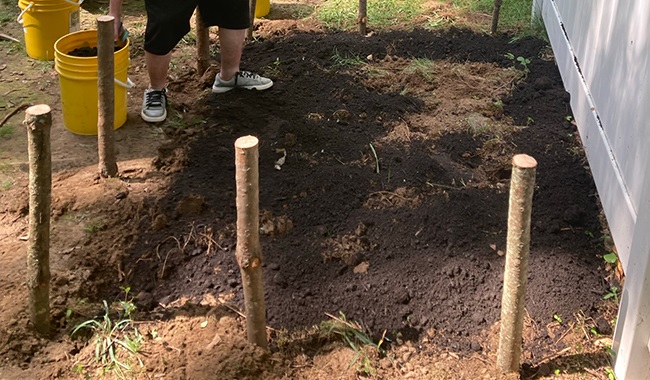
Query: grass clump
321,311,388,376
317,0,425,30
71,288,144,379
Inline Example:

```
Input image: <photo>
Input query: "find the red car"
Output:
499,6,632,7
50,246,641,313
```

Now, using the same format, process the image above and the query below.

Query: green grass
0,126,14,139
0,0,18,23
404,58,437,81
453,0,531,28
317,0,426,30
452,0,547,39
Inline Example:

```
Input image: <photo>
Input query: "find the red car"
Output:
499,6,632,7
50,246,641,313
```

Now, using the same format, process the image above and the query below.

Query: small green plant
516,56,531,74
603,286,619,303
553,313,563,323
71,291,143,379
504,53,531,76
565,115,574,122
526,116,535,126
554,368,561,375
605,367,617,380
603,252,618,264
266,57,281,77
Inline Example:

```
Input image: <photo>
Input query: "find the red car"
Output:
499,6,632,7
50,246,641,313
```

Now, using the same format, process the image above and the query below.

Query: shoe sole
211,80,274,94
141,109,167,123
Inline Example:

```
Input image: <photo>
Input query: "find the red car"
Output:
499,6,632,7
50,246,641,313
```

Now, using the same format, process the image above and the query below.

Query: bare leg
146,51,172,89
218,28,246,81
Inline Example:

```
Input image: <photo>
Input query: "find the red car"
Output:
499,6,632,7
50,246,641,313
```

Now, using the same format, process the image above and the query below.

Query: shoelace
145,90,164,107
238,71,259,79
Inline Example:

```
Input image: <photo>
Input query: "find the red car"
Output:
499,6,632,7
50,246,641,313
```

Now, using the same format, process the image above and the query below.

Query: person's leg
141,0,196,122
146,51,172,89
200,0,273,93
217,28,245,81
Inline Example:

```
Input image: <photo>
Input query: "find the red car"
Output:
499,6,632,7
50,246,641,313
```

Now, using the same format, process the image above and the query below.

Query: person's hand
115,21,129,47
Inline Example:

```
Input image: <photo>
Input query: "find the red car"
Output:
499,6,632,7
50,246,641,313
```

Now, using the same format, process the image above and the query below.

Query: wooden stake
358,0,368,35
247,0,258,41
24,104,52,336
97,16,118,178
234,135,267,349
497,154,537,373
195,8,210,76
492,0,504,35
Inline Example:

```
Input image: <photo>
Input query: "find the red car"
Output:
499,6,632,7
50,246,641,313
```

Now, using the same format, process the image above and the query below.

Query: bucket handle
16,2,33,24
18,0,84,23
115,77,135,89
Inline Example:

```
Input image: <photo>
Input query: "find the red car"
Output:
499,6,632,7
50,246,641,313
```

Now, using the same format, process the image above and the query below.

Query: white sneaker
212,71,274,93
141,88,167,122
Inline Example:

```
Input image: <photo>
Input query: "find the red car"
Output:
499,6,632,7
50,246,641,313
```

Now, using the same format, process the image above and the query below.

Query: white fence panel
537,0,650,378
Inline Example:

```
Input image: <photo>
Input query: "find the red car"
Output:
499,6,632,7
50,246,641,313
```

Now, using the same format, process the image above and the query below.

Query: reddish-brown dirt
0,2,619,379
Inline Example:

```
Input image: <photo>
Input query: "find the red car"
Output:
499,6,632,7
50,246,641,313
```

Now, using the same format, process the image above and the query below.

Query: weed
565,115,574,122
321,311,388,375
526,116,534,126
424,11,456,30
330,47,364,67
553,313,563,323
71,292,143,379
83,222,106,234
603,286,619,303
266,57,281,77
403,58,436,81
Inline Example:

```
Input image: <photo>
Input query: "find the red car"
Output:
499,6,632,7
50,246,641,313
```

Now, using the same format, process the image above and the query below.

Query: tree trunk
234,135,267,349
24,104,52,337
195,9,211,76
358,0,368,35
247,0,258,41
97,16,118,178
497,154,537,373
492,0,504,35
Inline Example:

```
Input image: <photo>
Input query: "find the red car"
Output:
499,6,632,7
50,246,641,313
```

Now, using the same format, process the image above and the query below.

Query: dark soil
94,27,609,359
67,45,122,56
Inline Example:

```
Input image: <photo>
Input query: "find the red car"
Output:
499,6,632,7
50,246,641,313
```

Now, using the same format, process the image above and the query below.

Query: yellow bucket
255,0,270,18
54,30,130,135
17,0,82,60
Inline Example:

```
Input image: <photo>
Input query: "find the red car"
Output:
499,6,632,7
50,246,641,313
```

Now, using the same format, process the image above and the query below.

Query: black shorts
144,0,250,55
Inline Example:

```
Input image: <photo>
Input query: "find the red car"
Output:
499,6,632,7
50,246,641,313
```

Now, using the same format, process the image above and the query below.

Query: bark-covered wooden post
358,0,368,35
497,154,537,373
24,104,52,336
234,135,267,349
492,0,504,35
97,15,118,178
247,0,258,41
195,8,210,76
